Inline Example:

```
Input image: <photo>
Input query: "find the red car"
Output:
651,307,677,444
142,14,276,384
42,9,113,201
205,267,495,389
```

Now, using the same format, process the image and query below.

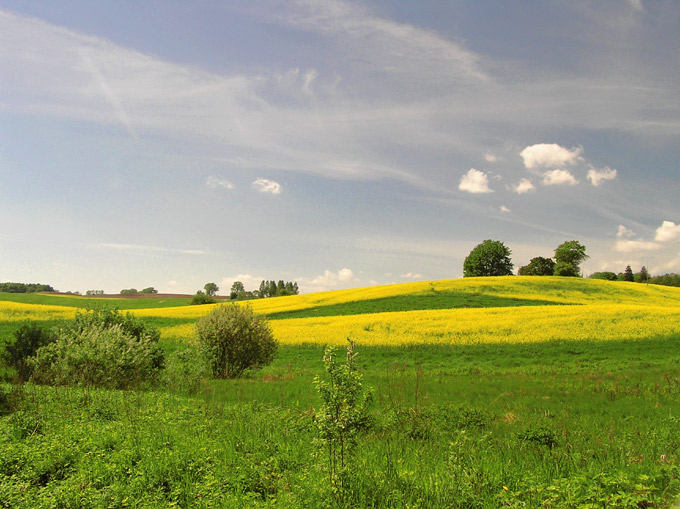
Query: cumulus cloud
459,168,493,193
542,169,579,186
520,143,582,169
499,205,511,214
206,176,234,190
251,178,281,194
615,239,661,252
655,221,680,242
484,152,497,163
617,225,635,238
587,166,617,186
512,178,535,194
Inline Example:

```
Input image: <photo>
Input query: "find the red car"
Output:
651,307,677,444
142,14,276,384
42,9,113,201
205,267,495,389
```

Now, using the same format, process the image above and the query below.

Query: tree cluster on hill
0,282,55,293
257,280,299,299
464,240,588,278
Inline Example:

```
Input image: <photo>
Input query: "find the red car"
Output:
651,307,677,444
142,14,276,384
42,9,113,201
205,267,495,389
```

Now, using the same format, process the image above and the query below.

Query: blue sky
1,0,679,294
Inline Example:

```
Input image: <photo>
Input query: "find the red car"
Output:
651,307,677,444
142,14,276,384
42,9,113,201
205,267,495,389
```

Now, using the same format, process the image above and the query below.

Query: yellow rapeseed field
4,278,680,347
140,277,680,346
0,301,76,322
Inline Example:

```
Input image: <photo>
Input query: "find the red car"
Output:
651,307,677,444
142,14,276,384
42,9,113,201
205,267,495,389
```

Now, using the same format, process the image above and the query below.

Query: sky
1,0,679,295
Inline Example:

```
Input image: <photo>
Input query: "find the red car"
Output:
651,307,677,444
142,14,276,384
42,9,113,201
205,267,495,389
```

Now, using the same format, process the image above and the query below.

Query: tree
622,265,635,282
463,240,514,277
554,241,588,276
637,266,650,283
229,281,245,300
140,287,158,294
204,282,219,297
120,288,138,295
196,304,277,378
518,256,556,276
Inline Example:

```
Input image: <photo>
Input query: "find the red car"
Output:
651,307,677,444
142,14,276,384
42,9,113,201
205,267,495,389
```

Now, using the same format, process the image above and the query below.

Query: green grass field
1,278,680,507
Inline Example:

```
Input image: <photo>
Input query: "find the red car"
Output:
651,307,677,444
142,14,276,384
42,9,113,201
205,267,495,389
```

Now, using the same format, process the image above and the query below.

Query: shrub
196,304,277,378
30,323,164,389
2,323,56,381
68,308,161,345
191,291,216,305
29,309,164,389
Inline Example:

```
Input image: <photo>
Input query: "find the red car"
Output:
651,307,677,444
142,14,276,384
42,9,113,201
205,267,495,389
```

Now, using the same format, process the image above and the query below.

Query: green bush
29,309,164,389
196,304,277,378
2,323,56,381
191,291,216,305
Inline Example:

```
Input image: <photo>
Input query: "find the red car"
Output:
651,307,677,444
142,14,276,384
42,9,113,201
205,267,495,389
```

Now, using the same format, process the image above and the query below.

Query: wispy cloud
206,176,235,190
252,178,281,194
95,243,206,255
587,166,617,186
615,239,660,252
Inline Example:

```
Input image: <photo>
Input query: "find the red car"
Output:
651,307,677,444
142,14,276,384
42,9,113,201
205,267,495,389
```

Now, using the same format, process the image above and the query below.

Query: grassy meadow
1,277,680,507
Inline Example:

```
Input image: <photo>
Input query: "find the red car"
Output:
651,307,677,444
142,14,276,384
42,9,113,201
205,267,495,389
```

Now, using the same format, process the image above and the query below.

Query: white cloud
459,168,493,194
615,239,661,252
542,169,579,186
298,268,358,293
219,274,265,293
617,225,635,238
520,143,582,169
499,205,511,214
399,272,423,279
512,178,535,194
655,221,680,242
484,152,497,163
251,178,281,194
587,166,617,186
206,176,234,190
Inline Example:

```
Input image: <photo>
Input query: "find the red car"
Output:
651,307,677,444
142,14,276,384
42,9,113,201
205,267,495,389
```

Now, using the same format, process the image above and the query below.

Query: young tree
622,265,635,282
518,256,556,276
463,240,514,277
196,304,277,378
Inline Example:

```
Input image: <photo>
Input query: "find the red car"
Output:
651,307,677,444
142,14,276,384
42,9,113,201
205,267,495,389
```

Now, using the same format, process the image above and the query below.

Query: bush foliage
196,304,277,378
2,323,56,382
29,309,164,389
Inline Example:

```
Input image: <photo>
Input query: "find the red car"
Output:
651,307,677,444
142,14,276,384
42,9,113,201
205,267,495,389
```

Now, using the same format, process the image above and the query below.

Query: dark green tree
622,265,635,282
518,256,556,276
463,240,514,277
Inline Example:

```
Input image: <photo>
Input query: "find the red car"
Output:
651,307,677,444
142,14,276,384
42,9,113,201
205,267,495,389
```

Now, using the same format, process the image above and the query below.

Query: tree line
463,240,680,288
0,282,55,293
